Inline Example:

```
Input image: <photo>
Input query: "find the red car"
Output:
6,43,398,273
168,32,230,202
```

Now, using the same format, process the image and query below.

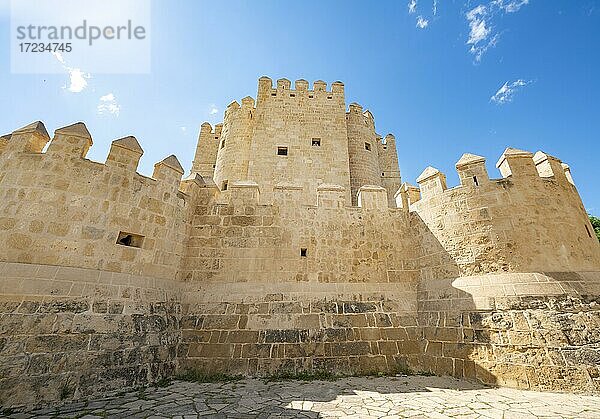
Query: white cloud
466,5,491,45
490,79,531,104
466,5,498,62
51,52,90,93
180,126,188,134
433,0,438,15
492,0,529,13
97,93,121,116
209,104,219,115
67,69,90,93
408,0,417,14
465,1,530,63
416,16,429,28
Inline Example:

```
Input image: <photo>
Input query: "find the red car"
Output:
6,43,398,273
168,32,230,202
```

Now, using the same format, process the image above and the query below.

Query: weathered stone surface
0,76,600,410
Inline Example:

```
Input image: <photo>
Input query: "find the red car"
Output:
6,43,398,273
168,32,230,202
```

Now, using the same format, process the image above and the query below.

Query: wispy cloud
51,52,90,93
433,0,438,15
209,104,219,115
416,16,429,29
492,0,529,13
408,0,417,14
465,1,530,63
490,79,532,104
466,5,496,62
97,93,121,116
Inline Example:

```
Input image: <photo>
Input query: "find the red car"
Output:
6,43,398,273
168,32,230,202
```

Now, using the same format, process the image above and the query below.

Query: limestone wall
2,103,600,410
417,272,600,392
180,182,421,285
0,121,198,280
0,261,181,407
410,150,600,276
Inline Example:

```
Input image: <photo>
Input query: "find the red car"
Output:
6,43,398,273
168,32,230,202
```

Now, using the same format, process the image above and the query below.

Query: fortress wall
181,183,421,285
176,184,460,378
410,151,600,276
346,104,382,206
0,261,181,407
416,272,600,393
0,122,194,280
245,78,351,205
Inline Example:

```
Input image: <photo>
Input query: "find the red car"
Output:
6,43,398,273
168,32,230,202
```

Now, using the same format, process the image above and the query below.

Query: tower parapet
410,149,600,275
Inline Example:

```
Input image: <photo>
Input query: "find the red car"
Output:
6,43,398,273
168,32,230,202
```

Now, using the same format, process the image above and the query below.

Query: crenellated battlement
256,76,345,105
0,120,219,281
405,147,576,207
1,121,193,196
404,147,599,275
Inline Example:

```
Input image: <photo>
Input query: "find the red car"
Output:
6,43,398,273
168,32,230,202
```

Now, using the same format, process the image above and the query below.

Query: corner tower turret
346,104,381,206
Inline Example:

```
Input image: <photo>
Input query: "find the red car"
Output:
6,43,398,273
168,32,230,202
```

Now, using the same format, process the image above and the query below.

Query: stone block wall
180,183,422,284
417,272,600,392
410,150,600,275
0,122,197,280
1,115,600,411
178,281,419,378
0,262,181,408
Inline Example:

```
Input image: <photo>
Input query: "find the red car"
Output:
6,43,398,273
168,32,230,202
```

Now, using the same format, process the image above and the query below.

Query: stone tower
191,77,401,206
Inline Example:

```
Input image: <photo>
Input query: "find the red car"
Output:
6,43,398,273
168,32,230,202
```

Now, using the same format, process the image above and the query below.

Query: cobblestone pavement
12,375,600,418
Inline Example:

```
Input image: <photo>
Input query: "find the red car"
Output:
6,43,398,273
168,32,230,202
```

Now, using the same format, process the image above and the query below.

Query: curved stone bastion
1,77,599,409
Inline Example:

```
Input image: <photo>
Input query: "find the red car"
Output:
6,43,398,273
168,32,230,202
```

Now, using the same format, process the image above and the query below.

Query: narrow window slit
116,232,144,248
300,248,308,257
473,176,479,186
277,147,288,156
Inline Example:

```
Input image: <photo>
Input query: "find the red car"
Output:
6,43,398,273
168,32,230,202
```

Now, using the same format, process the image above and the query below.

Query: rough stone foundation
1,262,600,409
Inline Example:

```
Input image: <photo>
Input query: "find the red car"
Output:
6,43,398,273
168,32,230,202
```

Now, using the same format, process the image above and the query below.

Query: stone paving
10,375,600,418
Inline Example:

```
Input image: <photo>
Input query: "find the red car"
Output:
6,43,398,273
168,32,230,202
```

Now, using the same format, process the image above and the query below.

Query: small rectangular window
290,93,296,97
214,136,219,139
364,142,371,151
277,147,288,156
222,180,228,191
116,232,144,248
300,248,307,257
220,140,225,149
327,95,332,99
312,138,321,147
473,176,479,186
271,92,276,96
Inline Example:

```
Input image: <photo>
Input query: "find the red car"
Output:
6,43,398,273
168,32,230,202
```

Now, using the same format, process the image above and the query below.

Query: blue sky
0,0,599,212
